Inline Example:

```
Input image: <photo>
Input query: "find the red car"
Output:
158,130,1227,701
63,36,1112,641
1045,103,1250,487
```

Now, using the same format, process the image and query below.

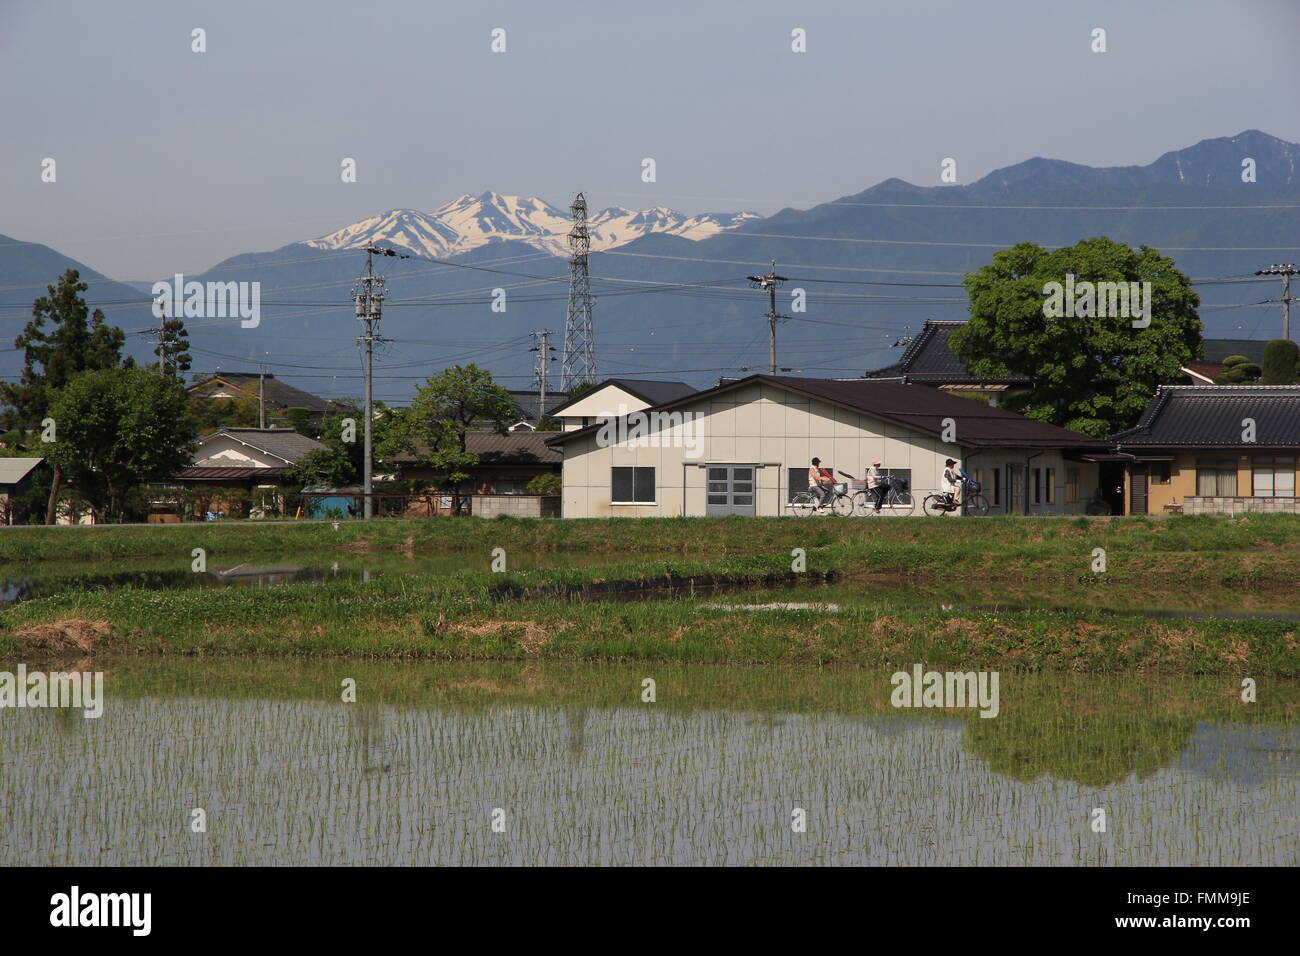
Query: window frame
610,466,657,505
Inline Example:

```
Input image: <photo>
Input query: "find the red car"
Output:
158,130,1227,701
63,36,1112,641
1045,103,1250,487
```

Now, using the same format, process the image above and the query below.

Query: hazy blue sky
3,0,1298,278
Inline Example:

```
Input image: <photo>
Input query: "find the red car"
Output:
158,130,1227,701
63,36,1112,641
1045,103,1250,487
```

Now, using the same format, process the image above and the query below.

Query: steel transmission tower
561,193,597,391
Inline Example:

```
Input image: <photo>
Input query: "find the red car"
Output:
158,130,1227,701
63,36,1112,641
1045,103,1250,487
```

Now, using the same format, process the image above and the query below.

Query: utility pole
530,329,556,417
258,364,266,429
1256,264,1297,340
150,305,168,377
747,260,790,374
561,192,597,391
353,245,408,519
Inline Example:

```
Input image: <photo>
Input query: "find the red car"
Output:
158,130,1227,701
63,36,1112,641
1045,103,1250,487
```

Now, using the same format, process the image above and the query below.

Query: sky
2,0,1299,280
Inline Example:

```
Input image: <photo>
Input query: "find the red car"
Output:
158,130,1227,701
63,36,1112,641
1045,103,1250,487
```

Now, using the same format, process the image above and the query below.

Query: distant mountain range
304,191,760,259
3,130,1298,401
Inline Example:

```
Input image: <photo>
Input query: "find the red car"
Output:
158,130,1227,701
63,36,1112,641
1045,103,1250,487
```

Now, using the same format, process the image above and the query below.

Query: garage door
706,465,756,516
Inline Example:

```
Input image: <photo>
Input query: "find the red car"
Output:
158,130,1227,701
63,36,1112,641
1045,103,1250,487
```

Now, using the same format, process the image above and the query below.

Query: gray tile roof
189,373,331,414
392,430,561,465
1112,385,1300,447
197,428,327,465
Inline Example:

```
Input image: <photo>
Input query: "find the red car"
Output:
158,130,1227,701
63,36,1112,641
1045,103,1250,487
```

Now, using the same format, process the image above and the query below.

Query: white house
547,378,698,432
545,375,1111,517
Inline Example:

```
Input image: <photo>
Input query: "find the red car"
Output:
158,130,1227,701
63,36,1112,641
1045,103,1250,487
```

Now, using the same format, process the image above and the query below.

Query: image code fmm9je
0,0,1294,939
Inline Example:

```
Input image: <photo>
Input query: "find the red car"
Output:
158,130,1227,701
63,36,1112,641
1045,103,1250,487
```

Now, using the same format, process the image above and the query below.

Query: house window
991,467,1001,505
789,465,832,503
611,466,655,504
1044,467,1055,504
1032,468,1042,504
1066,468,1080,503
493,478,532,495
1150,461,1171,483
1251,457,1296,497
1196,459,1237,497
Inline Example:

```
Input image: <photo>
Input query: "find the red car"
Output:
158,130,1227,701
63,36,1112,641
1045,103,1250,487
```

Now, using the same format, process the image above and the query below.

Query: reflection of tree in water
349,703,391,775
564,706,588,759
963,682,1195,787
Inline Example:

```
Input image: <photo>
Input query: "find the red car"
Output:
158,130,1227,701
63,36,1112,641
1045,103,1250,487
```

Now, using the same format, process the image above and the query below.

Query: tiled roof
506,390,571,422
866,321,1270,386
866,321,1029,384
393,430,561,465
1112,385,1300,447
189,373,331,413
547,378,698,416
548,374,1108,450
197,427,327,464
0,457,43,485
175,466,292,480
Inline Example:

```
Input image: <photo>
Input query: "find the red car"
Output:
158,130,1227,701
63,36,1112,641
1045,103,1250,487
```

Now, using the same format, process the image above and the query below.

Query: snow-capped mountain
304,191,760,259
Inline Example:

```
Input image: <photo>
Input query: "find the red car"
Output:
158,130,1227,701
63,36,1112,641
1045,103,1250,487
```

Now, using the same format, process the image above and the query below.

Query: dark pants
870,483,889,509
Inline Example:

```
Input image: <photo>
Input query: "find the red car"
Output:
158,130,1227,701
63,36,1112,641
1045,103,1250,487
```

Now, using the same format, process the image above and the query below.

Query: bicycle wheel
923,494,951,517
885,490,915,517
850,490,873,516
832,492,855,517
790,492,818,517
964,494,990,517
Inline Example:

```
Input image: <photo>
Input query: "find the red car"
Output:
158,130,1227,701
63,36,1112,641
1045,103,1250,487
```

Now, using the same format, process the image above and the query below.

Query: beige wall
194,435,284,468
559,385,651,432
1135,451,1300,514
558,383,1098,517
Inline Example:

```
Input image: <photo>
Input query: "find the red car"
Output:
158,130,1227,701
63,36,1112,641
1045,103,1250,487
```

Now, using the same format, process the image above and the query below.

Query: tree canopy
950,237,1201,438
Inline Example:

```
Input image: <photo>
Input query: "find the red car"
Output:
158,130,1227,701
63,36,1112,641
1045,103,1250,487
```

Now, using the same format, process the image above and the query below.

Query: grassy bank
3,513,1300,581
2,559,1298,673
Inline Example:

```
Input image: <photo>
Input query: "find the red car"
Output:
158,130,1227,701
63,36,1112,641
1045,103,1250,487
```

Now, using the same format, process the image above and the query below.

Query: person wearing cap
942,458,962,508
808,457,835,507
865,457,889,512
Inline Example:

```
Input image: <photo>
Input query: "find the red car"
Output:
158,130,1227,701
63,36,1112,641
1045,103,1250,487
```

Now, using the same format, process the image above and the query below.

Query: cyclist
941,458,962,510
865,458,890,513
809,457,836,507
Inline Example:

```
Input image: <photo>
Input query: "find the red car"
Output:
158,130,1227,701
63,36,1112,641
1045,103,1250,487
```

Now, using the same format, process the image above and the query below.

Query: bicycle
851,474,915,517
923,478,989,517
790,481,855,517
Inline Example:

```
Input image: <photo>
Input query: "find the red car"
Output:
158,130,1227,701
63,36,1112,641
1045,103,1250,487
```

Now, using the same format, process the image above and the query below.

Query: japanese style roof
1111,385,1300,448
505,390,571,422
866,320,1029,385
188,373,331,414
196,427,327,465
175,466,292,480
547,374,1109,451
546,378,698,416
392,430,561,466
0,457,43,485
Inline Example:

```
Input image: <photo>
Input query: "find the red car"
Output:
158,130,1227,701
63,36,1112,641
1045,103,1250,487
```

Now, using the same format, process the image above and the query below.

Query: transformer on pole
561,192,597,391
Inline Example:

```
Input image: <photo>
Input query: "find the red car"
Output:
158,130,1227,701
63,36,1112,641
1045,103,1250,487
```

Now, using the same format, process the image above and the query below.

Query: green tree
187,391,262,433
1259,338,1300,384
279,406,316,437
0,270,129,522
526,473,561,495
950,237,1201,438
45,367,197,521
406,365,516,486
1213,354,1262,385
152,317,192,378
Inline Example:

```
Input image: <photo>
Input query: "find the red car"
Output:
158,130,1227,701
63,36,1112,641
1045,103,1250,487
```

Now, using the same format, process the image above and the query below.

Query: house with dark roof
547,378,698,432
1111,385,1300,514
504,389,571,430
545,374,1110,518
867,319,1270,393
188,372,332,426
392,430,561,497
162,427,328,518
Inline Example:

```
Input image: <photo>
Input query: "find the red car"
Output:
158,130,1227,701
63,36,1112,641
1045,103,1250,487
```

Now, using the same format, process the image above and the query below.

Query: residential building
188,372,332,428
164,427,328,518
393,430,561,495
547,378,698,431
0,457,43,525
546,374,1110,518
1111,385,1300,515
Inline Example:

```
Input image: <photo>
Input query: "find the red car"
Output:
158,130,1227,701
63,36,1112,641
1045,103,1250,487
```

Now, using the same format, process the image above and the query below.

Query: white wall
194,435,285,468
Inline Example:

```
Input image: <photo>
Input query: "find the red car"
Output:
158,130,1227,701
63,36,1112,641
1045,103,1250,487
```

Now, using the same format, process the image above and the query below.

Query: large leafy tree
289,400,407,487
45,367,197,521
405,365,517,486
0,270,129,521
950,237,1201,438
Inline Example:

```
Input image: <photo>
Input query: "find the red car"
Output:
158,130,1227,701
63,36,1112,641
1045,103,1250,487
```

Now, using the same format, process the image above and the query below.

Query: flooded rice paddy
1,661,1296,866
